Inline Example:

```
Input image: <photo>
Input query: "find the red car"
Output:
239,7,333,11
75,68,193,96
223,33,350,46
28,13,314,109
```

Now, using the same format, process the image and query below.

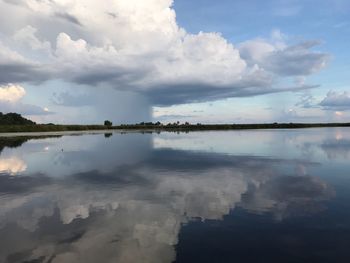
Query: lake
0,128,350,263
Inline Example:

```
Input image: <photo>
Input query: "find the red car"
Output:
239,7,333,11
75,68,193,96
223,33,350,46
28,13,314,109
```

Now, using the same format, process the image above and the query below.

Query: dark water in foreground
0,128,350,263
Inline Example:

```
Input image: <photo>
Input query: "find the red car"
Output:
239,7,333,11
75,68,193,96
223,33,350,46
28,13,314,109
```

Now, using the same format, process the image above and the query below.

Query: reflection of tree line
0,133,117,175
0,137,28,154
0,136,63,154
0,136,65,175
12,122,334,133
0,133,117,155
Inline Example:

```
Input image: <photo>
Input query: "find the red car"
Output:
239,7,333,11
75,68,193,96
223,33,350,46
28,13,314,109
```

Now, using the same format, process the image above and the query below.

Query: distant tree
104,120,113,127
0,112,36,125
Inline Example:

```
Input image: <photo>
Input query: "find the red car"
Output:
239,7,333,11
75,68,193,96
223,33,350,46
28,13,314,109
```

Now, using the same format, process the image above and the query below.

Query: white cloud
0,83,25,102
0,84,52,116
0,0,330,106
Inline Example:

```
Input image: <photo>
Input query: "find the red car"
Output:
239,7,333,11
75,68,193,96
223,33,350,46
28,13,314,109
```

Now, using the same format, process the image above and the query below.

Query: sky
0,0,349,124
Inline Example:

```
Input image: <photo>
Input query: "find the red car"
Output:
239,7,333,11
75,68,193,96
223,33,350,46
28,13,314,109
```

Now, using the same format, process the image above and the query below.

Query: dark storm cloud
0,63,51,85
60,63,151,88
69,69,136,86
146,83,318,106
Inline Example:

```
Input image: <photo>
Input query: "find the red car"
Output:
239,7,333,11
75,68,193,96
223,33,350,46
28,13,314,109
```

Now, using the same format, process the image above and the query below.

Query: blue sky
0,0,349,124
155,0,350,123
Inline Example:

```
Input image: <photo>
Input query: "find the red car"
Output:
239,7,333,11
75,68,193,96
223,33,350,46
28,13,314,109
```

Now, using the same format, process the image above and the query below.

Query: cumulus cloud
0,0,329,106
320,91,350,110
0,84,52,116
0,83,25,102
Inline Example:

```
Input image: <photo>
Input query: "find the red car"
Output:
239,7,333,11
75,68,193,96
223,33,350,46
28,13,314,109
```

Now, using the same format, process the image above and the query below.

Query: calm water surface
0,128,350,263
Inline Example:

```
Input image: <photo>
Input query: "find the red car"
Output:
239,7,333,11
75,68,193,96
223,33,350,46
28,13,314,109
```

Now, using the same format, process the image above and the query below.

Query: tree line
0,112,36,125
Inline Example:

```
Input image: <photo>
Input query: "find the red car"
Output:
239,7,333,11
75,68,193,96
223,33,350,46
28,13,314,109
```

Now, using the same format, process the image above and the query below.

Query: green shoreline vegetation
0,112,349,133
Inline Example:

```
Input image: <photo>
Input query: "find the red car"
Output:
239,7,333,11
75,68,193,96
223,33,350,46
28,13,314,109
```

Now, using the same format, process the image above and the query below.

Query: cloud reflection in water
0,130,342,263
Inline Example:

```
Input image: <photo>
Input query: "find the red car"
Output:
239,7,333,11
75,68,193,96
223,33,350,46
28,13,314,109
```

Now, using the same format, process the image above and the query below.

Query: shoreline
0,123,349,136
